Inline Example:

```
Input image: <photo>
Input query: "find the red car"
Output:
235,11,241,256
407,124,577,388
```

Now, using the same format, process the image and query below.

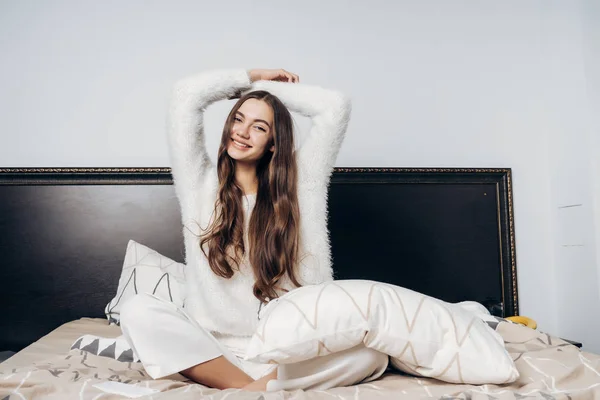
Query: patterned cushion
245,280,519,384
105,240,186,325
71,335,139,362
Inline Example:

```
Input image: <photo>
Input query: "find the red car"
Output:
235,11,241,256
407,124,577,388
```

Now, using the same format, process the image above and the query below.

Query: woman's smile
232,138,252,149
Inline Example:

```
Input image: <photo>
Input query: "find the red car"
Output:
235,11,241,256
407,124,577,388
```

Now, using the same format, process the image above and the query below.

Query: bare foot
242,369,277,391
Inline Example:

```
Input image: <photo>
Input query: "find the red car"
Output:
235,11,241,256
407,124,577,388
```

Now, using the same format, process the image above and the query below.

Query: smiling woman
202,87,301,304
117,68,370,392
230,100,274,155
226,96,278,164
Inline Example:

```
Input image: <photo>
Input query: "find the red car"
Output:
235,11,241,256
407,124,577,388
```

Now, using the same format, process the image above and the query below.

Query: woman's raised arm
167,69,252,221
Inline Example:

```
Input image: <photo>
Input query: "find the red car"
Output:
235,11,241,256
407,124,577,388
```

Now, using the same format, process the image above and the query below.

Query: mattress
1,318,599,399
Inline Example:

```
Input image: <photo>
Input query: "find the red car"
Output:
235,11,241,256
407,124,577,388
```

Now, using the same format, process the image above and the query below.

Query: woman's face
227,98,275,163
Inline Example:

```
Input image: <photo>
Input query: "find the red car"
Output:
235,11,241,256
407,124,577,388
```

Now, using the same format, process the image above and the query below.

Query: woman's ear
270,144,275,152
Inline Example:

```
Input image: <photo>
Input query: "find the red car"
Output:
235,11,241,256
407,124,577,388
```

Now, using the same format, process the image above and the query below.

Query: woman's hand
248,69,299,83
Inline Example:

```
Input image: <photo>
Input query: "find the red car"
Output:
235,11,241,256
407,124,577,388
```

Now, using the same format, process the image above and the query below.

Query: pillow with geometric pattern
245,280,518,385
71,334,140,363
104,240,186,325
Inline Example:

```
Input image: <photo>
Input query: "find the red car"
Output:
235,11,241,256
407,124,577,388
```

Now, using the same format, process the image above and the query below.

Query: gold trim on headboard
0,167,171,173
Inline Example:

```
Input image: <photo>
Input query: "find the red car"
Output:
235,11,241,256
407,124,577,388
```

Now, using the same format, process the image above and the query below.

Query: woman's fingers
249,69,298,83
281,69,292,82
272,69,287,82
255,68,299,83
281,69,299,83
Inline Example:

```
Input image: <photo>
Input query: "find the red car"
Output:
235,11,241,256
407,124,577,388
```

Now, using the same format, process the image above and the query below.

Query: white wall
1,0,598,350
582,0,600,311
540,0,600,352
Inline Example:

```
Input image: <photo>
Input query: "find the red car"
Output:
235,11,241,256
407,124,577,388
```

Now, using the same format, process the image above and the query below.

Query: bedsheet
1,318,600,399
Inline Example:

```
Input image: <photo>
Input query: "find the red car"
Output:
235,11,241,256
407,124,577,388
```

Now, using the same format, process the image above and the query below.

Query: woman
120,68,388,391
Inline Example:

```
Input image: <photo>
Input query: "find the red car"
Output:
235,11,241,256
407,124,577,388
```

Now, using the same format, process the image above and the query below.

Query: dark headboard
0,167,517,352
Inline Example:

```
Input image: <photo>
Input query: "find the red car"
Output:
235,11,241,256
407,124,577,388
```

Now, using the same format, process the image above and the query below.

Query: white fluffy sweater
167,69,351,357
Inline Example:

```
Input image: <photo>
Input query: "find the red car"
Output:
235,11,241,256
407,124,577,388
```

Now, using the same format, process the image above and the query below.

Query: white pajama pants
120,293,389,391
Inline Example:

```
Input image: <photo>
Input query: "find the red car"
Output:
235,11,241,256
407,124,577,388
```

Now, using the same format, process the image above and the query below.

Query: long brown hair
200,90,302,303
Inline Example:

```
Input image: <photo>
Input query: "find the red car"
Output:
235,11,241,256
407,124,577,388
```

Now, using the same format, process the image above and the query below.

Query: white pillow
105,240,186,325
245,280,518,384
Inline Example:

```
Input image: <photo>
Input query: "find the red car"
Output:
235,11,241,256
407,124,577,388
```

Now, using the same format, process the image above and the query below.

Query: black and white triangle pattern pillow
105,240,186,325
71,334,140,362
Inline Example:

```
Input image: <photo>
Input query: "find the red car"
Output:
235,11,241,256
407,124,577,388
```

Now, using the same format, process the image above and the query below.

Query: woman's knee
353,347,389,380
359,347,388,367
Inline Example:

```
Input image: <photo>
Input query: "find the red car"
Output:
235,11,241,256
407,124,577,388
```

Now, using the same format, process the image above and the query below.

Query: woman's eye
234,117,242,122
255,126,266,132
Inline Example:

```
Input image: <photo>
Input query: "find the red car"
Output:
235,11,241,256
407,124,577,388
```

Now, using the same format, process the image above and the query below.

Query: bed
1,167,599,399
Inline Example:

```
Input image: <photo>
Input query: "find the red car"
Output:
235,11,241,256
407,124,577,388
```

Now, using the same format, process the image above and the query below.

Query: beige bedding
1,318,600,399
